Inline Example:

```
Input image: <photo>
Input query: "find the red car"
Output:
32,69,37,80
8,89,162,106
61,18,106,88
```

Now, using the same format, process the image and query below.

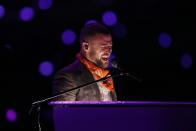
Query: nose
105,47,112,54
109,46,112,52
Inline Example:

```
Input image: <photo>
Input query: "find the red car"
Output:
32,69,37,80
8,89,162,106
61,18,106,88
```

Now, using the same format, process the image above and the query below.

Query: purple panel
49,101,196,106
52,103,196,131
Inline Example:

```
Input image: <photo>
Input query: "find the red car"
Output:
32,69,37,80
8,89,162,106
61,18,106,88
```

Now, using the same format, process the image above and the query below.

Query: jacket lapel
75,60,101,100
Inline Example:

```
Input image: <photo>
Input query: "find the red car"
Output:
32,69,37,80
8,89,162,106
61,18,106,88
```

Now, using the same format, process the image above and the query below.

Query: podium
49,101,196,131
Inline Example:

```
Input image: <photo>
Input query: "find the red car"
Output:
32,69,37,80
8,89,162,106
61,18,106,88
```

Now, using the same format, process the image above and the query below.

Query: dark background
0,0,195,130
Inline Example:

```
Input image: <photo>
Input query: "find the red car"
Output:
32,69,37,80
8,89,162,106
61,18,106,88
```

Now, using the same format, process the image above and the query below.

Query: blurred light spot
19,7,35,21
6,109,17,122
4,44,12,49
61,29,76,45
39,61,54,76
3,44,13,52
112,24,127,38
180,54,192,69
158,33,172,48
0,5,5,19
102,11,117,26
109,54,116,68
85,20,98,25
38,0,53,10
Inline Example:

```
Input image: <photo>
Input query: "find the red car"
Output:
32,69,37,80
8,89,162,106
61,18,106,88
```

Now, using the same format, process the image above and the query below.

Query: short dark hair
79,23,111,44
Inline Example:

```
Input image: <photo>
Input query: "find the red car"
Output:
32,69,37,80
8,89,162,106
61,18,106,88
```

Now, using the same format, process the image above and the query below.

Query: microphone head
111,59,118,69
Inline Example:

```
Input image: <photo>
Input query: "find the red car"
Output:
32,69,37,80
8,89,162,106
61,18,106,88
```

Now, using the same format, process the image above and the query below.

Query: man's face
86,33,112,69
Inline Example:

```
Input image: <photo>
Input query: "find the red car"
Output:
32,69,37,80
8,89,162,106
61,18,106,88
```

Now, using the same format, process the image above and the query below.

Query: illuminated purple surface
102,11,117,26
19,7,35,21
158,33,172,48
6,109,17,122
61,29,76,45
181,54,192,69
49,101,196,105
0,5,5,19
51,101,196,131
38,0,53,10
39,61,54,76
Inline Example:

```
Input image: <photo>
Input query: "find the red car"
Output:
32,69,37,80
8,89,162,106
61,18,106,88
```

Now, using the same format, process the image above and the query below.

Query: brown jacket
52,60,117,101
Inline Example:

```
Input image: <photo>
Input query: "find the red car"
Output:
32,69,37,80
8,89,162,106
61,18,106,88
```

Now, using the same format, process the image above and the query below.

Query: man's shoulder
60,60,83,73
54,59,84,77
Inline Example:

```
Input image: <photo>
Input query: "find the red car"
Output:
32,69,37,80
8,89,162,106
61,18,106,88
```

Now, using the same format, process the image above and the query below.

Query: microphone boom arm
32,72,126,106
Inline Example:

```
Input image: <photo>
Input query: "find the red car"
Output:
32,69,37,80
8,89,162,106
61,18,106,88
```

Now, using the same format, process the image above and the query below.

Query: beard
95,59,109,69
89,51,109,69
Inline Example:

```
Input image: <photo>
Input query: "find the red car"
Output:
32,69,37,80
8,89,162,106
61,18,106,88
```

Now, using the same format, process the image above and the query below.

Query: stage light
38,0,53,10
61,29,76,45
158,33,172,48
19,7,35,22
6,109,17,122
180,54,192,69
85,20,98,25
39,61,54,76
112,24,127,38
0,5,5,19
102,11,117,26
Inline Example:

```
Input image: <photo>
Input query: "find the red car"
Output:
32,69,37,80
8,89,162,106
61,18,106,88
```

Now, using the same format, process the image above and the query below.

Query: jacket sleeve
52,70,79,101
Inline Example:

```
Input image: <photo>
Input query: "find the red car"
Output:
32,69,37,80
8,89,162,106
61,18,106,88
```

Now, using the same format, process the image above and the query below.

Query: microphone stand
29,72,128,131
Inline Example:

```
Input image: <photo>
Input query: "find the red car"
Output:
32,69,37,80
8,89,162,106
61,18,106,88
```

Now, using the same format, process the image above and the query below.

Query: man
52,23,117,101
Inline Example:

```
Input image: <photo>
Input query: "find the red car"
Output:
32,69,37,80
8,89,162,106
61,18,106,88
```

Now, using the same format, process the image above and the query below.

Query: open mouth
101,57,109,62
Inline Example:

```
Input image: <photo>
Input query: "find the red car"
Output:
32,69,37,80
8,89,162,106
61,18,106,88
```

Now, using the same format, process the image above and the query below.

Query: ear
82,42,89,50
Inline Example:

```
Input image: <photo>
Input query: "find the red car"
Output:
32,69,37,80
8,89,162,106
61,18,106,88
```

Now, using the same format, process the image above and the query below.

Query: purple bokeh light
180,54,192,69
61,29,76,45
158,33,172,48
0,5,5,19
4,44,13,52
38,0,53,10
85,20,98,25
102,11,117,26
6,109,17,122
19,7,35,21
4,44,12,49
109,54,116,68
112,24,127,38
39,61,54,76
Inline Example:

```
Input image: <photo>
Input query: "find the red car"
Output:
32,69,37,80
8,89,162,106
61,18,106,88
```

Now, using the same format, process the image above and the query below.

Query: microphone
111,59,143,82
111,59,124,71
